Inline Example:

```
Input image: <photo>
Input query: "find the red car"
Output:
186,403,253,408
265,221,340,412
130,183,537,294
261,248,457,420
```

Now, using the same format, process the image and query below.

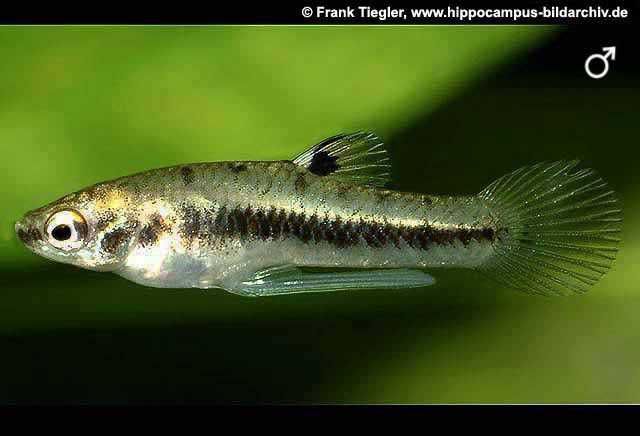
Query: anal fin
236,265,435,297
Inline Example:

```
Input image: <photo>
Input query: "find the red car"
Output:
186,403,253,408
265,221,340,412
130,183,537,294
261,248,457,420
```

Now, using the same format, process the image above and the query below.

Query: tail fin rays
478,160,621,296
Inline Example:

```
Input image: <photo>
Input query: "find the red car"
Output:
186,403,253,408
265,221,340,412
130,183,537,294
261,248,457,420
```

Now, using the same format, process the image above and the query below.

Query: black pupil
51,224,72,241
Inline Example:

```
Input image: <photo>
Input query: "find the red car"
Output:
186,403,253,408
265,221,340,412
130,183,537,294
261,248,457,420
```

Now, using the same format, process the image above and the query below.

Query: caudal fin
478,160,621,296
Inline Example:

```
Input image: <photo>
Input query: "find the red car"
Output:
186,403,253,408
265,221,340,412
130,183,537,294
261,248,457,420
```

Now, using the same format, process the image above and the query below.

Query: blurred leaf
1,26,549,267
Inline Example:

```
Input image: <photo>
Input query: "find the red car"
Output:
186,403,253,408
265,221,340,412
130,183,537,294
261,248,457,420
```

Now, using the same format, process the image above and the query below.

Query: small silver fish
15,132,621,297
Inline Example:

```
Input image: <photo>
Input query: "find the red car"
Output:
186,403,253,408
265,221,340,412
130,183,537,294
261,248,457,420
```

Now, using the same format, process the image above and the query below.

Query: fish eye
45,210,88,251
51,224,72,241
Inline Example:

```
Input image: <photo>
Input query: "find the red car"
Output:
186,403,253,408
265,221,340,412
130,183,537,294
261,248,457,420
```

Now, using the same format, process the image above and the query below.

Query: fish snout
15,219,43,247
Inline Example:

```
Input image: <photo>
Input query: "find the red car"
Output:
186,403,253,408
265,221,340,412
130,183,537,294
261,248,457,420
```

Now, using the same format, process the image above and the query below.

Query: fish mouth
15,219,42,248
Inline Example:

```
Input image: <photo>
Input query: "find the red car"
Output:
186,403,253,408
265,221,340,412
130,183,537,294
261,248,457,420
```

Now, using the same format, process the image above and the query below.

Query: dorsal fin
292,132,391,187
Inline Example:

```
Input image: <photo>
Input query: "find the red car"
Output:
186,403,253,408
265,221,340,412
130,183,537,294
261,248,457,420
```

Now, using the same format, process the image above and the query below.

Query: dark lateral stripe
180,205,497,250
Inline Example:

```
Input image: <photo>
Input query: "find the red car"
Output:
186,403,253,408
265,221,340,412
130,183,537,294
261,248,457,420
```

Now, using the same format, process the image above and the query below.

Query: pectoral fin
235,265,435,297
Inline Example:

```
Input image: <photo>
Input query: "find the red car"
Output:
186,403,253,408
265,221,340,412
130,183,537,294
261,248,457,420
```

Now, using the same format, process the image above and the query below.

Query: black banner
0,2,636,24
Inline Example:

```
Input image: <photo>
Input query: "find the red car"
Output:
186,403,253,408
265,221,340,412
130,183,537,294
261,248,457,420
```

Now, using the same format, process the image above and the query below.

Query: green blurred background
1,26,638,403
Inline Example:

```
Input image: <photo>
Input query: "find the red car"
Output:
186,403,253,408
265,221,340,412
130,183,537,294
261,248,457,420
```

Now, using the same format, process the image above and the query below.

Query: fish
15,132,621,297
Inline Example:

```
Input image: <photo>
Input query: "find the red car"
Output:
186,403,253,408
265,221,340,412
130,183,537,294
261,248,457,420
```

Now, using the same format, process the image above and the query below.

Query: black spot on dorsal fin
292,131,392,187
307,150,340,176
